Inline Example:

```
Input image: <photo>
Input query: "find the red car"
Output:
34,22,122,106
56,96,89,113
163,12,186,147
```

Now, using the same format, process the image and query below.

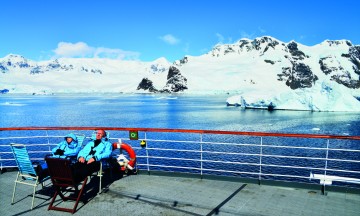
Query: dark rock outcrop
264,59,275,65
326,40,352,47
319,57,343,75
47,60,61,70
137,66,188,93
287,42,307,60
160,66,188,92
278,62,318,89
30,66,44,74
137,78,158,92
331,73,360,89
276,42,315,89
349,46,360,75
0,89,9,94
179,56,189,65
81,66,102,74
7,55,31,68
319,46,360,89
0,63,8,73
251,36,279,51
210,36,280,57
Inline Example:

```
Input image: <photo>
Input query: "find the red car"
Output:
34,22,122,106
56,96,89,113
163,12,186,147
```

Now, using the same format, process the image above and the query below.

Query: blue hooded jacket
77,136,112,161
52,133,81,158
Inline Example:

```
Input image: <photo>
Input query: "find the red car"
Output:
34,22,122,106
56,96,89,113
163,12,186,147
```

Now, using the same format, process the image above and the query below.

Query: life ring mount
112,142,136,172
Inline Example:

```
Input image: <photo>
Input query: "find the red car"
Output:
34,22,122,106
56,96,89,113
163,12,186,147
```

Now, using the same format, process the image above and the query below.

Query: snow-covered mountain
1,36,360,111
0,54,171,93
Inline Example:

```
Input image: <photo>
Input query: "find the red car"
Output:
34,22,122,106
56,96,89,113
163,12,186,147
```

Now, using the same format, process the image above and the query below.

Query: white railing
1,127,360,193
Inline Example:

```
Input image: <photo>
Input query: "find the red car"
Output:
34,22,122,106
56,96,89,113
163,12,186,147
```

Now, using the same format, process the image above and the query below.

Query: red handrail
1,127,360,140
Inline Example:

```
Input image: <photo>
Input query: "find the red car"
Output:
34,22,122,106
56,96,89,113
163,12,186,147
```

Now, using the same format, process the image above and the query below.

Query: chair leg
48,189,59,211
109,164,113,181
72,177,88,213
11,172,20,204
31,183,37,210
98,163,103,194
98,173,102,194
41,180,47,188
48,178,89,214
97,161,113,194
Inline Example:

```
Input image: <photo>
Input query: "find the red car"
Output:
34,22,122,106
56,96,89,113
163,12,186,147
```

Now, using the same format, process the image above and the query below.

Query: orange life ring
112,142,136,171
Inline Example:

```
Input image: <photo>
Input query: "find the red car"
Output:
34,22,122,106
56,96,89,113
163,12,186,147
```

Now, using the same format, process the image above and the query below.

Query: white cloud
94,47,140,60
298,35,307,40
53,42,94,57
53,42,140,60
239,28,267,41
159,34,180,45
216,33,234,45
183,43,190,53
258,27,266,33
216,33,225,44
240,31,255,39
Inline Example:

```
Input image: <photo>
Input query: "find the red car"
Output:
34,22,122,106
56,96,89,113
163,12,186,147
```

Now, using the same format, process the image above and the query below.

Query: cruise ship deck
1,170,360,216
1,127,360,215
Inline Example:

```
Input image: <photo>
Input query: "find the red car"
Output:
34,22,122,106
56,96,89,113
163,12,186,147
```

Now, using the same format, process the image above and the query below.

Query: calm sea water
1,94,360,186
1,94,360,135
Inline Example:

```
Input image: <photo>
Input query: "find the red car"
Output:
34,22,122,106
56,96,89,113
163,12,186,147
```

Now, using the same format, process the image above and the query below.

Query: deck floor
1,170,359,216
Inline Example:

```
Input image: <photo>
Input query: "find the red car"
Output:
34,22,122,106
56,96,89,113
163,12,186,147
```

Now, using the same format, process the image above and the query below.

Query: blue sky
1,0,359,62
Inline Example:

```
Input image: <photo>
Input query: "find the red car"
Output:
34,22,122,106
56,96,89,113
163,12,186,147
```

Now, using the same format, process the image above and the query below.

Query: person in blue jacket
37,133,81,178
73,129,112,178
52,133,81,159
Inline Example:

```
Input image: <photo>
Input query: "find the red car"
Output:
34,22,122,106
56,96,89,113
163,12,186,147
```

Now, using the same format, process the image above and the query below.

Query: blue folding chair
10,143,50,210
89,131,110,142
89,131,113,194
75,133,86,147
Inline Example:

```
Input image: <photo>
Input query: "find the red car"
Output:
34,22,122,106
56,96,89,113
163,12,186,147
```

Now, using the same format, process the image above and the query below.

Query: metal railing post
144,132,150,174
259,137,263,185
322,139,330,195
46,130,50,152
200,133,203,179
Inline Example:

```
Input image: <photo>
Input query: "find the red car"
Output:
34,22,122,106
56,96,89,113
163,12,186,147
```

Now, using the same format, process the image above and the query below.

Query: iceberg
226,82,360,112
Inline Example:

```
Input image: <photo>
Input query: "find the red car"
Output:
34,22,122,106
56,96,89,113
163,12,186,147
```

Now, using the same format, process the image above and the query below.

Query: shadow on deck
1,170,360,216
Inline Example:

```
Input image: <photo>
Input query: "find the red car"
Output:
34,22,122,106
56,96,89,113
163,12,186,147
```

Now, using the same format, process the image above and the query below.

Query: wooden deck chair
45,157,88,214
10,143,50,210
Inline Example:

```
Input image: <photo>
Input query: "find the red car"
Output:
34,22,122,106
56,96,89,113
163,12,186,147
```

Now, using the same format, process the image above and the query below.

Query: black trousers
72,161,100,181
35,163,49,180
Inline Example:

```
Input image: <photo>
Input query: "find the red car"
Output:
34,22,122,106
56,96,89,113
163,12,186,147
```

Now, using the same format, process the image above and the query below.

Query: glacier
226,81,360,112
1,36,360,112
